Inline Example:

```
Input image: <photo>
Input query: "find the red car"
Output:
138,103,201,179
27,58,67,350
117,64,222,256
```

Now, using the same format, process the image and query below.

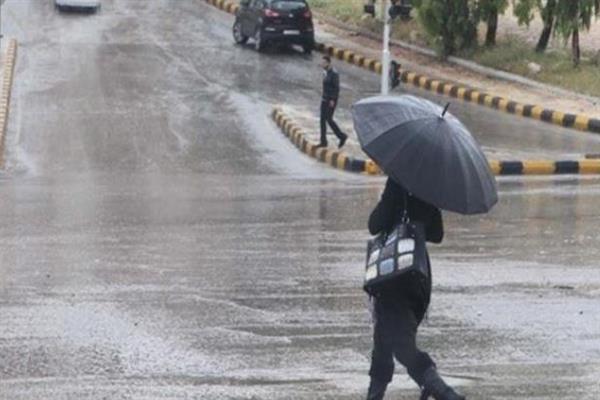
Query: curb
272,108,381,175
314,11,600,107
0,39,17,168
489,159,600,175
202,0,600,135
272,108,600,176
205,0,239,14
314,42,600,135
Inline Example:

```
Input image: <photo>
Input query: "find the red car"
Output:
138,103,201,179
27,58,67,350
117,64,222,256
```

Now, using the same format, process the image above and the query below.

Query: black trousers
320,100,345,144
368,278,435,398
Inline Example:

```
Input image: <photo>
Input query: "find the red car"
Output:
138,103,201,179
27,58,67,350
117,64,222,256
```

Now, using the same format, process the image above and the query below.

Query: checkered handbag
363,216,428,295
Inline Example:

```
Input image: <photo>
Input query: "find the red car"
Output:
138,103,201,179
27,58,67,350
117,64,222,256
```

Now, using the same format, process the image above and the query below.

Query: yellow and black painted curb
314,42,600,135
272,108,600,176
316,42,385,75
272,108,381,175
0,39,18,168
205,0,239,14
488,159,600,175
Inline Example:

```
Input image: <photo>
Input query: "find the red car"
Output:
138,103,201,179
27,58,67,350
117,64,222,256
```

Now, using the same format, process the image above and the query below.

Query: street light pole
380,0,391,95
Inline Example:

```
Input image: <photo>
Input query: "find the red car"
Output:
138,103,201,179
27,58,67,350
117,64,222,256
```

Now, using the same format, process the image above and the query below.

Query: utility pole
380,0,391,95
365,0,408,94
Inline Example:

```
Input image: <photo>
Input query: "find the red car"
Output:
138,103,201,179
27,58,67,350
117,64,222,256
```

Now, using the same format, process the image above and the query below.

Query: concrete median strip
272,108,380,175
0,39,17,168
272,108,600,176
204,0,600,135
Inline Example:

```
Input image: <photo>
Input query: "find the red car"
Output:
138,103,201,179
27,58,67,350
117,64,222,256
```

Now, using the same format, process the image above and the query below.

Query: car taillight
303,10,312,18
264,9,280,17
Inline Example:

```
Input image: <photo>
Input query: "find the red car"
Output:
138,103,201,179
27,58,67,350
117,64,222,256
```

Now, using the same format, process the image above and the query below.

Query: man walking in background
318,55,348,149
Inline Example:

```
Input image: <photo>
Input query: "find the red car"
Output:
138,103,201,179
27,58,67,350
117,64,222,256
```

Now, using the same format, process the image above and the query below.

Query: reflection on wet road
0,1,599,399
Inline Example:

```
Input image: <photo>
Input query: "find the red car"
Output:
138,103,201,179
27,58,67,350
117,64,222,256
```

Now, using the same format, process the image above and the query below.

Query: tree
554,0,600,66
537,0,558,52
478,0,509,46
512,0,538,26
413,0,479,58
511,0,557,53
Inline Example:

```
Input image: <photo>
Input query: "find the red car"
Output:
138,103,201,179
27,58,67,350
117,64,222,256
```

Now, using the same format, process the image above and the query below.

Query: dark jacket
369,178,443,242
322,67,340,102
368,178,444,320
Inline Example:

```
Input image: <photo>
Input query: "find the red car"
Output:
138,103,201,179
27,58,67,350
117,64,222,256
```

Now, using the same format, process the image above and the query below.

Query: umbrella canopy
352,95,498,215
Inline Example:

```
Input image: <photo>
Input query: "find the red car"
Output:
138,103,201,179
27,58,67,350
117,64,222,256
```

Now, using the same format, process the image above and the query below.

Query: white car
55,0,100,12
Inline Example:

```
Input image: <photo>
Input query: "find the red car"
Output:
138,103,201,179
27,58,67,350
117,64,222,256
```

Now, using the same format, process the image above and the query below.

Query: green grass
307,0,431,46
309,0,364,21
308,0,600,97
469,38,600,97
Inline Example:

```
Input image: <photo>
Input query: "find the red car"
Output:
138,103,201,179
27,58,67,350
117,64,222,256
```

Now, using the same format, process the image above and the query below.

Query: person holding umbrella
352,95,498,400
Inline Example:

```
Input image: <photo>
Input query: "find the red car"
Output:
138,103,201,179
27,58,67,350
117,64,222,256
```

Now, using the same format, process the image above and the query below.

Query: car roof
56,0,100,6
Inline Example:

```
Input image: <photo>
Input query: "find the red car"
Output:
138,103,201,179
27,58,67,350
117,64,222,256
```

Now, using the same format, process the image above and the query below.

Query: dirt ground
497,5,600,54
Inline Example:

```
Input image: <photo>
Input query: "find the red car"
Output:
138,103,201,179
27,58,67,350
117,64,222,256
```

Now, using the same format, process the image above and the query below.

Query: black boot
419,367,465,400
338,133,347,149
366,379,388,400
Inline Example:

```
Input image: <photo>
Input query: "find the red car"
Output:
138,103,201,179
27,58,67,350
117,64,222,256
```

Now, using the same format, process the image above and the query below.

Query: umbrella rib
408,119,440,175
374,116,438,151
466,143,496,209
386,118,437,171
388,118,440,194
369,117,437,170
451,126,495,211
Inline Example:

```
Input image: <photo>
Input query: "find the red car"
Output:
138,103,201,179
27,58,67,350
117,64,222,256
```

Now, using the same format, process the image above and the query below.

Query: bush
413,0,479,58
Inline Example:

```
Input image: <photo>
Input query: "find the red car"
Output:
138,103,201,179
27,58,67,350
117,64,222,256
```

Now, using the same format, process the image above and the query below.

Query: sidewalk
314,18,600,120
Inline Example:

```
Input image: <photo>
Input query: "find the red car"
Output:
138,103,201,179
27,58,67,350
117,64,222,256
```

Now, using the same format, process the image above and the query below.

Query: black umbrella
352,95,498,215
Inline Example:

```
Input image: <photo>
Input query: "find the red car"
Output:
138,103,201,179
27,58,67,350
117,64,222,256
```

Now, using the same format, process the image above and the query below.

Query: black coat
368,178,443,242
322,67,340,102
368,178,444,320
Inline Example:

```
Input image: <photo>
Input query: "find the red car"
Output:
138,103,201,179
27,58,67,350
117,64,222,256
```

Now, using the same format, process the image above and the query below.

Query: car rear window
271,1,307,11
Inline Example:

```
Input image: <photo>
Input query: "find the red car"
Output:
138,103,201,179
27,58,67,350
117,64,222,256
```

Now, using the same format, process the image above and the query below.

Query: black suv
233,0,315,54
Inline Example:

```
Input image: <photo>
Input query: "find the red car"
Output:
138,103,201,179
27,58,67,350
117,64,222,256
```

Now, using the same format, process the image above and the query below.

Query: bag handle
400,191,409,224
380,190,410,244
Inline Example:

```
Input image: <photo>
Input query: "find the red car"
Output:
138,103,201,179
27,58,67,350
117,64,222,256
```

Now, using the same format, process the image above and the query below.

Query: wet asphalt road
1,1,600,399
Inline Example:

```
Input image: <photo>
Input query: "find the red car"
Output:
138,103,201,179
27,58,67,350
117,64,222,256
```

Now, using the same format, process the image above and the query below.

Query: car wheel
233,20,248,44
254,30,265,52
302,45,313,55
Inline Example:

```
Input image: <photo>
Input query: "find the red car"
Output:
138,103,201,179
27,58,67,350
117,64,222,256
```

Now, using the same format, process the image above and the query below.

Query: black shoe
420,367,465,400
315,142,328,148
366,379,388,400
338,134,348,149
